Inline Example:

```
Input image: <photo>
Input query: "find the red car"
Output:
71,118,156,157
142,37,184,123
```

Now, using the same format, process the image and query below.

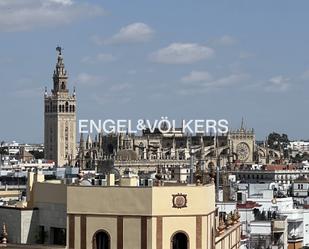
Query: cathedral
76,120,282,175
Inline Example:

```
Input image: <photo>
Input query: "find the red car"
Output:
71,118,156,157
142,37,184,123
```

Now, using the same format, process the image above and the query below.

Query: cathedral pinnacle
240,117,245,132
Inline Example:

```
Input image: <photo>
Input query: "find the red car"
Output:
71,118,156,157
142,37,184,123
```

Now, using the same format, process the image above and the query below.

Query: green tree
267,132,290,158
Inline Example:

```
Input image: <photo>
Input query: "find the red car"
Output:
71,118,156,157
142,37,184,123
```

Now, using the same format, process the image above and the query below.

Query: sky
0,0,309,143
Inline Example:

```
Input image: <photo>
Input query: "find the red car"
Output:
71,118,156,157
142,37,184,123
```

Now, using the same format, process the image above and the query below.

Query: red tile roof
264,164,297,171
237,201,261,209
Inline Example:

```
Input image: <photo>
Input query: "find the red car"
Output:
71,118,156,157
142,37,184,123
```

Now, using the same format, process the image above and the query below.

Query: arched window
93,230,110,249
171,232,189,249
65,102,69,112
61,82,66,90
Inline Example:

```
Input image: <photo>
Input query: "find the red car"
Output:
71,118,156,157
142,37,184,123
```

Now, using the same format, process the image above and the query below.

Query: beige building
66,181,241,249
44,47,76,166
0,172,241,249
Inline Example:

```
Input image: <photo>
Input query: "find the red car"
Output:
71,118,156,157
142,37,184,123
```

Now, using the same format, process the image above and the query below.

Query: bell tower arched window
65,102,69,112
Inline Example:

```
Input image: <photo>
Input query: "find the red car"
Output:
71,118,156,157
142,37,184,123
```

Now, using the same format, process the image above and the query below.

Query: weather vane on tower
56,45,62,55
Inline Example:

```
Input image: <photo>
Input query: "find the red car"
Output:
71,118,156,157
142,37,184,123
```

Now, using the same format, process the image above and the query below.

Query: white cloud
212,35,237,46
239,52,255,59
81,53,116,64
11,87,42,98
75,73,103,86
181,71,212,83
201,73,249,88
0,0,104,32
48,0,73,6
301,69,309,80
94,22,154,45
178,73,249,95
110,83,132,92
93,83,134,105
265,75,290,92
150,43,214,64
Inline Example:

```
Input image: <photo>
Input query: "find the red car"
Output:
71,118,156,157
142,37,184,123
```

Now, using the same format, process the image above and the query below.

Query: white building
289,141,309,156
245,184,306,248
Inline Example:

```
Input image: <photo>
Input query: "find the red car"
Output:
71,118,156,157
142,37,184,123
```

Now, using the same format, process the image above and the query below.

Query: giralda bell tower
44,47,76,166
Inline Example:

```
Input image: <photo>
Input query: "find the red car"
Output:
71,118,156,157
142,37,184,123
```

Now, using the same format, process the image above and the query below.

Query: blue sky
0,0,309,143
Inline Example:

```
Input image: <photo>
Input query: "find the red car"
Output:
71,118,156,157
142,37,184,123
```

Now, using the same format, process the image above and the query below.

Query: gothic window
72,105,75,112
59,105,62,112
61,82,66,90
107,144,114,154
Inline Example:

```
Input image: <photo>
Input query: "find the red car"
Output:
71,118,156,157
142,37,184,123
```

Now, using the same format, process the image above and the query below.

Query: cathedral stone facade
229,121,255,163
44,48,76,166
76,123,264,174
